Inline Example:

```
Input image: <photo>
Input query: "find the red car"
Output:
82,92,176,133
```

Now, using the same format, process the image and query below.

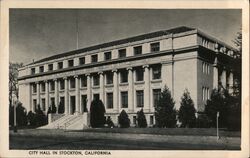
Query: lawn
74,127,240,137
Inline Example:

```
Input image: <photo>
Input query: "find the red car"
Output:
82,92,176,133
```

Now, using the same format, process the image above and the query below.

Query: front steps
39,113,90,130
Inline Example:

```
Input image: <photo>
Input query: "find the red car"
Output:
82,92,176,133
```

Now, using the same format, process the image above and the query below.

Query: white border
0,0,249,158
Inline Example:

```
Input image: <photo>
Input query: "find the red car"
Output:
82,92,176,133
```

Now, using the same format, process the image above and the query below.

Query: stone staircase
39,113,90,130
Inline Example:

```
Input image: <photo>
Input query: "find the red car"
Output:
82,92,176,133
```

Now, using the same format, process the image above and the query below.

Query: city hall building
18,26,237,128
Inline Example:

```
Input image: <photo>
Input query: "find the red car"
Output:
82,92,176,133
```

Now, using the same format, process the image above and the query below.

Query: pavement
9,129,241,150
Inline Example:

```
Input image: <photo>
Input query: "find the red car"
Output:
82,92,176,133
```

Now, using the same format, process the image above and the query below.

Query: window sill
92,85,100,89
59,89,65,92
134,81,145,85
151,79,162,83
80,87,87,90
105,84,114,87
119,82,128,86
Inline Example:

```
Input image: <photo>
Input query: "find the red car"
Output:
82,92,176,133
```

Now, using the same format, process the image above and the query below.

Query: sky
9,9,241,65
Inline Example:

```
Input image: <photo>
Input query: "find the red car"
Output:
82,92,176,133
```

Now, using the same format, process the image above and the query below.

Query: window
152,65,161,79
80,76,87,87
50,97,55,106
50,81,55,91
133,116,137,125
68,60,74,67
91,54,98,63
79,57,85,65
106,93,113,109
33,99,37,110
106,72,113,85
59,80,65,90
104,52,112,61
118,49,126,58
58,62,63,69
81,95,87,112
32,84,37,93
120,70,128,83
150,115,154,125
93,74,100,86
41,98,46,111
31,68,35,74
39,66,44,73
59,97,65,112
153,89,161,107
70,78,75,89
150,42,160,52
136,68,144,81
48,64,53,71
134,46,142,55
121,92,128,108
136,90,144,107
202,87,209,101
41,82,45,92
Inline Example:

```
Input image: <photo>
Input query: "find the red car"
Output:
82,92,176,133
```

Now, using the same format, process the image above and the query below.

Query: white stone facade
18,26,237,126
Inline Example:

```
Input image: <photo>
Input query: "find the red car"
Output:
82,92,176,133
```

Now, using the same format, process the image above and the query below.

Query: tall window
50,81,55,91
48,64,53,71
91,54,98,63
150,42,160,52
33,99,37,110
106,93,113,109
41,82,45,92
81,95,87,112
31,68,36,74
41,98,46,111
106,72,113,85
153,89,161,107
68,60,74,67
58,62,63,69
39,66,44,73
118,49,126,58
136,90,144,107
134,46,142,55
32,84,37,93
104,52,112,61
136,68,144,81
80,76,87,87
70,78,75,89
121,92,128,108
50,97,55,106
59,80,65,90
79,57,85,65
93,74,100,86
120,70,128,83
152,65,162,79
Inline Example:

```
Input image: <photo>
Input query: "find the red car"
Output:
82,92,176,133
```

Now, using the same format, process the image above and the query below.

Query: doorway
70,96,76,114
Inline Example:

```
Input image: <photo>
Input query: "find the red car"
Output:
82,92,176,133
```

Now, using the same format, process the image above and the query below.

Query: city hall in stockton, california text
18,26,238,129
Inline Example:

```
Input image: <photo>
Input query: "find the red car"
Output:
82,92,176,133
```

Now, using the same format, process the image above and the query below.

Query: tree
90,99,106,128
136,109,147,128
118,110,130,128
155,86,177,128
178,89,196,128
9,102,27,127
9,62,23,107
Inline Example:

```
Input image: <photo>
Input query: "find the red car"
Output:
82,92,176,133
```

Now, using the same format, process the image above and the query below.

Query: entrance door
70,96,76,114
81,95,87,112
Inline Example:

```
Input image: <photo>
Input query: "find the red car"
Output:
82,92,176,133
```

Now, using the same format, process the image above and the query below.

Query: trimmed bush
106,117,115,128
90,99,106,128
137,109,147,128
118,110,130,128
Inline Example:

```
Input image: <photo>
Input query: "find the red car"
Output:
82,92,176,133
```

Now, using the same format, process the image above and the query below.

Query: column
221,67,227,88
64,77,69,114
86,74,92,112
213,57,219,89
143,65,150,112
45,81,49,112
36,82,40,108
99,72,104,102
75,75,80,114
54,79,58,113
112,69,118,112
229,70,234,94
127,67,134,112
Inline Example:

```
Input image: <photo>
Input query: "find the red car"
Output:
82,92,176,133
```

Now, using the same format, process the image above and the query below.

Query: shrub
137,109,147,128
27,111,36,126
106,117,115,128
9,102,27,127
155,86,177,128
196,113,211,128
35,105,47,126
178,89,196,128
90,99,106,128
118,110,130,128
